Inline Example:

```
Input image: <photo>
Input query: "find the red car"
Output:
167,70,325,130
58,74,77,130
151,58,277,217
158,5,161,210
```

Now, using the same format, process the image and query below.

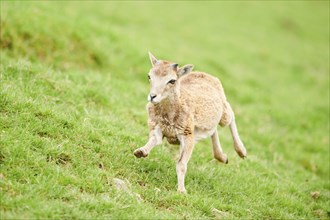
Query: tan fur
147,72,229,140
134,53,247,193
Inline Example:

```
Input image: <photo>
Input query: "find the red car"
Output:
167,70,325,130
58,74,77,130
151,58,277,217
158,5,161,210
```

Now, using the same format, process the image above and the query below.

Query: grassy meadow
0,1,329,219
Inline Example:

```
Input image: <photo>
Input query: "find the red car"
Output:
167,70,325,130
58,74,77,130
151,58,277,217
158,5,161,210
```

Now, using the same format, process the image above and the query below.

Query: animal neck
157,93,180,112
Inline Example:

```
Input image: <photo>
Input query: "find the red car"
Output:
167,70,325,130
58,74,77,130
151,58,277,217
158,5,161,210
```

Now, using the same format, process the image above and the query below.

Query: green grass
0,1,329,219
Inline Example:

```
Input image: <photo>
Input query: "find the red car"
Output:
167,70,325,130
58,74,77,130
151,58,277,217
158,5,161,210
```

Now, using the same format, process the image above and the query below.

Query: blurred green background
1,1,329,219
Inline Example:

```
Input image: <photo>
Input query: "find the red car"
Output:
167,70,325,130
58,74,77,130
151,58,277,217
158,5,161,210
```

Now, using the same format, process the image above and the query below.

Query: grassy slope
0,1,329,219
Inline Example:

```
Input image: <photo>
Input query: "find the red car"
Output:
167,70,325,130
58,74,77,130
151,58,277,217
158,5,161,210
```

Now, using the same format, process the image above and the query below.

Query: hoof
215,153,228,164
134,148,148,158
177,188,187,194
234,144,247,158
237,151,246,159
237,150,247,159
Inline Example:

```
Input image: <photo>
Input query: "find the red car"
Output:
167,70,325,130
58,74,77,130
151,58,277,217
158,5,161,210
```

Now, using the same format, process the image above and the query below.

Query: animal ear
178,64,194,77
171,63,178,71
148,51,159,66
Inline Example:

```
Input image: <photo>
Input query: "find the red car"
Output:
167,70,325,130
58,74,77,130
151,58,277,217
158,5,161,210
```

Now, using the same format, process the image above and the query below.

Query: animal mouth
150,100,160,105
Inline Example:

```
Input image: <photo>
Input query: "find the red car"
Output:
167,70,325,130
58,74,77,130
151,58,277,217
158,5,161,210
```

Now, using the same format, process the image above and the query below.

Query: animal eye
148,75,151,80
167,79,176,84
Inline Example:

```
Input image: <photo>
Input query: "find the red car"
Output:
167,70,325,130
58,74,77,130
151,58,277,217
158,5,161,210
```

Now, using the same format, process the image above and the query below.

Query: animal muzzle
148,93,159,103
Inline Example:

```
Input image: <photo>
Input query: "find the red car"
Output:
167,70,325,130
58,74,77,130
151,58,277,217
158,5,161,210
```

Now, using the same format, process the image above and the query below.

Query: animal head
147,52,194,104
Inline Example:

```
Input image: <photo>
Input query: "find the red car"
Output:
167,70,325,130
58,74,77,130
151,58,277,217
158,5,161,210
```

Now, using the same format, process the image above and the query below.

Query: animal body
134,52,247,193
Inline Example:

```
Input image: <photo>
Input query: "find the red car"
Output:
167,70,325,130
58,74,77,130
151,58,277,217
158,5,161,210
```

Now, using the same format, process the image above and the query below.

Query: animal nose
150,94,157,101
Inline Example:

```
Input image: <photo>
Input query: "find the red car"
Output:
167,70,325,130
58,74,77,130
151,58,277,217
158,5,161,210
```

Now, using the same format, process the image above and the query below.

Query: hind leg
211,129,228,164
229,113,247,158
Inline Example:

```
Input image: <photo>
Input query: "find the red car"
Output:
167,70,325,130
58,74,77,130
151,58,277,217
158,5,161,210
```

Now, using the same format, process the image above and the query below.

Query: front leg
176,134,195,193
134,125,162,158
